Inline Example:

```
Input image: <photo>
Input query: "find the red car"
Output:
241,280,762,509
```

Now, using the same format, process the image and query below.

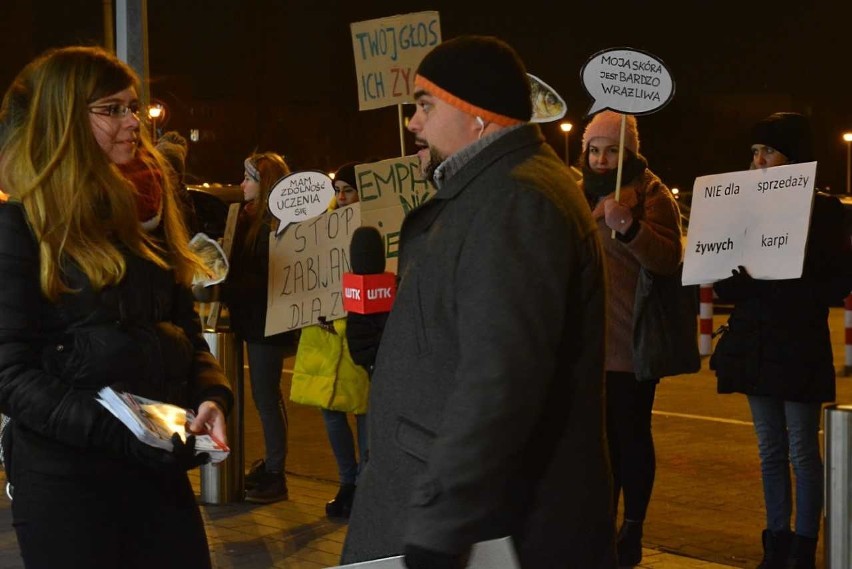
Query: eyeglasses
88,102,141,119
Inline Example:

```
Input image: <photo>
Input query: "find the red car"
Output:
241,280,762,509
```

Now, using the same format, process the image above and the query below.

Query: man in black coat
341,35,615,569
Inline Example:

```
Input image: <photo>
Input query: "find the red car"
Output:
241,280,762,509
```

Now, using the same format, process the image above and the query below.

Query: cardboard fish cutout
529,73,566,123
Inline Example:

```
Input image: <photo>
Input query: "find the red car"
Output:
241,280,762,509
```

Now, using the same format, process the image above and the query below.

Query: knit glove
403,544,466,569
713,265,761,301
94,413,210,472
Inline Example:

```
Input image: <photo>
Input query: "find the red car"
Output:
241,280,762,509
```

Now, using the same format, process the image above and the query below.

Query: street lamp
843,132,852,195
560,121,573,165
147,104,165,143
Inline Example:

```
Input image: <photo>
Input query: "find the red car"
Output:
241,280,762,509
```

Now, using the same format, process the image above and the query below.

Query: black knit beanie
750,112,814,163
333,161,359,187
414,35,532,126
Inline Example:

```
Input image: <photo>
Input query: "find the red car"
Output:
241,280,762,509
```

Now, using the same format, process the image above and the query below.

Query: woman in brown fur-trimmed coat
579,110,683,568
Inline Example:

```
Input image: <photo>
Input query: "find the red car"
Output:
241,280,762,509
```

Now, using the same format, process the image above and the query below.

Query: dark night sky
3,1,852,193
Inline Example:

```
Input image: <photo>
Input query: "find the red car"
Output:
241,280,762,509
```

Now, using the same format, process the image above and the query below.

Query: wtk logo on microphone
342,273,397,314
344,287,361,300
344,286,393,301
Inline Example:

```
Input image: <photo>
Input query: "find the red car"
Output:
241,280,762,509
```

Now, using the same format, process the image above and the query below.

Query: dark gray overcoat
342,124,615,568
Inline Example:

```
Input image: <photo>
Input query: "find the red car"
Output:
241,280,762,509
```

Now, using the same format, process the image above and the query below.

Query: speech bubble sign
581,47,675,116
268,170,336,235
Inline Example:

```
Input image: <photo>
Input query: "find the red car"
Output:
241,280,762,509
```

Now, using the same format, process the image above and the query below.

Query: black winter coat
0,203,232,477
220,205,293,345
711,193,852,402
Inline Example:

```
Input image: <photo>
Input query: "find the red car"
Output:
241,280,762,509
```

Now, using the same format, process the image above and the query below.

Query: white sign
327,537,520,568
355,156,436,273
581,47,674,116
350,11,441,111
265,203,361,335
682,162,818,285
267,170,335,236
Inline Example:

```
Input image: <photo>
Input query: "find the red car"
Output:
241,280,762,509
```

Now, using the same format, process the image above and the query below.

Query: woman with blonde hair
0,46,232,568
221,151,295,503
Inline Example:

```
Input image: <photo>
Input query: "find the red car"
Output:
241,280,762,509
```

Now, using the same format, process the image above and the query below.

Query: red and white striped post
845,293,852,376
699,284,714,356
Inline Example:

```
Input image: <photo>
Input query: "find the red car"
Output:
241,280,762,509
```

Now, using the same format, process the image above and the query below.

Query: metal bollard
844,294,852,377
200,329,245,504
825,404,852,568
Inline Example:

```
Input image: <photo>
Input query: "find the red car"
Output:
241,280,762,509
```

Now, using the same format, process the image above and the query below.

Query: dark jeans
606,371,658,522
13,465,210,569
747,395,823,538
246,341,289,473
321,410,367,485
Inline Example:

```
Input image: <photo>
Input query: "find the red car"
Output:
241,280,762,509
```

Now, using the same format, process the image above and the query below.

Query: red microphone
342,226,396,314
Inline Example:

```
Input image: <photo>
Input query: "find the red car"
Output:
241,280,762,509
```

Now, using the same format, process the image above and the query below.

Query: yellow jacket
290,318,370,414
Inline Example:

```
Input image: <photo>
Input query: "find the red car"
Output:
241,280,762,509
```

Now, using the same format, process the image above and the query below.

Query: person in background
0,45,232,569
290,161,370,519
578,110,683,568
711,112,852,569
156,130,200,236
220,151,294,503
341,35,615,569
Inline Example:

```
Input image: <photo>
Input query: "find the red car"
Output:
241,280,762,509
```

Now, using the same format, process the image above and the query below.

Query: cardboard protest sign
355,156,436,273
265,203,361,335
350,11,441,111
267,171,335,236
682,162,817,285
581,47,674,116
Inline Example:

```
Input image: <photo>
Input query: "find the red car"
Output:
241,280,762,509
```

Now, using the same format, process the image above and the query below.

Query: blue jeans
747,395,823,538
321,409,367,486
246,341,289,473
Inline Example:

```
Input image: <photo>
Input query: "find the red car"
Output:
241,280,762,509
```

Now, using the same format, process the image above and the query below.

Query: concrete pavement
0,470,738,569
4,305,850,567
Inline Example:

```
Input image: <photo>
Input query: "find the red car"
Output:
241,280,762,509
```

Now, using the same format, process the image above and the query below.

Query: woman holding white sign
221,152,294,503
579,110,684,567
711,112,852,569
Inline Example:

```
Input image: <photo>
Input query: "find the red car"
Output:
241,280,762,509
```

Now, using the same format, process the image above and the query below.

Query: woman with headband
221,152,294,503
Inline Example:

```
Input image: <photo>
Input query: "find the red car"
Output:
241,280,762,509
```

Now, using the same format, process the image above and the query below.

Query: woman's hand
603,198,635,235
190,400,228,447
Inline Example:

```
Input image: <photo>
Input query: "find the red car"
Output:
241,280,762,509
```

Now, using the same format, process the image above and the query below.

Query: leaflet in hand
189,232,229,287
327,537,521,568
96,387,229,464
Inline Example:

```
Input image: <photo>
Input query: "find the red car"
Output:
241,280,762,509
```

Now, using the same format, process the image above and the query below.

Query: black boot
757,529,792,569
325,483,356,519
616,519,643,567
786,534,817,569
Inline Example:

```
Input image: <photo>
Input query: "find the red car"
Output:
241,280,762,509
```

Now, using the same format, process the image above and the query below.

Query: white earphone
475,116,485,129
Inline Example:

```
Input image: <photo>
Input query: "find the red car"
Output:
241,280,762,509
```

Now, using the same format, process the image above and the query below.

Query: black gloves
161,433,211,471
126,432,210,472
95,412,210,472
346,312,389,372
403,544,466,569
713,265,761,301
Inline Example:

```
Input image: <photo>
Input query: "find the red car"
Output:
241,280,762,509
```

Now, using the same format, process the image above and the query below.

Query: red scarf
118,157,163,228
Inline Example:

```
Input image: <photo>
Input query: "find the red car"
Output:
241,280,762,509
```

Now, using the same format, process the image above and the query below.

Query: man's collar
433,124,525,188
